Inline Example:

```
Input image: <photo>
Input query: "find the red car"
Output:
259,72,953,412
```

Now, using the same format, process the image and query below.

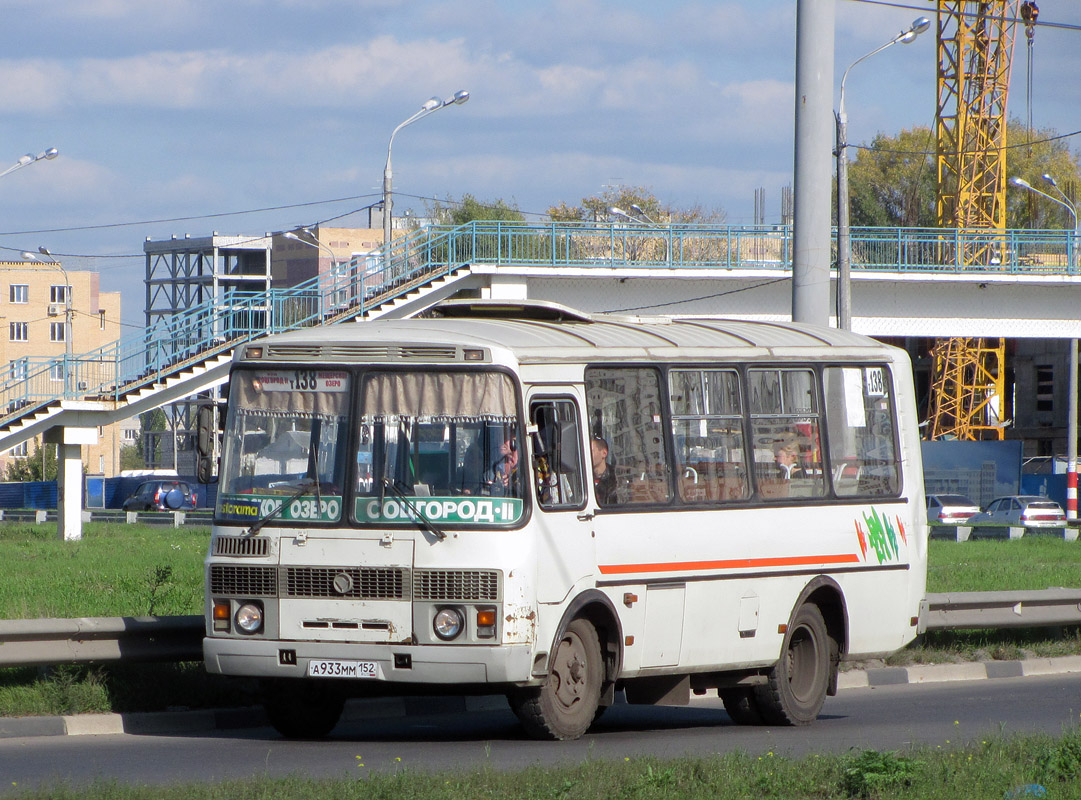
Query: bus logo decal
855,508,907,563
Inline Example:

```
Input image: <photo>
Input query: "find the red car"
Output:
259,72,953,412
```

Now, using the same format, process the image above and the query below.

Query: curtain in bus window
356,371,524,505
669,369,749,503
585,367,670,505
748,368,825,500
823,366,899,497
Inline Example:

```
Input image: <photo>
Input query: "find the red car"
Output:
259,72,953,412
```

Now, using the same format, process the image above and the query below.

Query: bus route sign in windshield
356,496,523,525
220,493,343,523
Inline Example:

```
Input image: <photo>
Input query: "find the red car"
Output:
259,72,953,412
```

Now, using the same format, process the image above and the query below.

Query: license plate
307,659,382,679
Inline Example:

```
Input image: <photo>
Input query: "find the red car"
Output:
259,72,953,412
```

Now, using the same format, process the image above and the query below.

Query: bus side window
529,399,586,510
823,366,900,497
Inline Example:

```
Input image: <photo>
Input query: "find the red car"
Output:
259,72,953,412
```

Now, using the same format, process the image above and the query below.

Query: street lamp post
835,17,929,331
610,205,672,265
22,247,73,397
284,230,348,312
0,147,58,180
1010,174,1080,520
382,90,470,257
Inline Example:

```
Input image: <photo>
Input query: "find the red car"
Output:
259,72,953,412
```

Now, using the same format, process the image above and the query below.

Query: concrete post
44,425,97,542
791,0,835,327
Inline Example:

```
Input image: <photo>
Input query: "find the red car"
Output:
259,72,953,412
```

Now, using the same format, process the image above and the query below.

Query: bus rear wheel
262,678,345,739
719,687,765,725
754,603,830,726
509,618,603,740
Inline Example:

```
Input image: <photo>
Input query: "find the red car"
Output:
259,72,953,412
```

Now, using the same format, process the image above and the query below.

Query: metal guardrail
2,590,1080,669
921,590,1081,632
0,615,203,667
0,509,213,526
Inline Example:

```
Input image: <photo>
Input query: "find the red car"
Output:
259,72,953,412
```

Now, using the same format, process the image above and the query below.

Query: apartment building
0,259,130,477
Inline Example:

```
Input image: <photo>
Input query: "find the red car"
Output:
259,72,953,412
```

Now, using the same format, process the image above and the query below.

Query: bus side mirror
197,455,216,484
196,405,219,484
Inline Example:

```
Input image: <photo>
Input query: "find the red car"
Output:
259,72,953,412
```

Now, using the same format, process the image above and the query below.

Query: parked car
926,494,981,525
967,495,1066,529
122,480,198,512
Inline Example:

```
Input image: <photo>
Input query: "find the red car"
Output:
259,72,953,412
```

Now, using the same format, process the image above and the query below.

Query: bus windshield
355,370,525,526
216,368,350,525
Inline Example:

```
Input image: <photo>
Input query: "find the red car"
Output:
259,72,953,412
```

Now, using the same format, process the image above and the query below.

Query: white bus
203,300,927,740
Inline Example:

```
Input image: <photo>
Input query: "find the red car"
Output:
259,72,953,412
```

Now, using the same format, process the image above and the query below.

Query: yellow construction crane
927,0,1029,440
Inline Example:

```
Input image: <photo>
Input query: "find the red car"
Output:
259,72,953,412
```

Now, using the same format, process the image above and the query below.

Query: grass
3,523,1081,716
0,522,208,618
9,730,1081,799
927,536,1081,594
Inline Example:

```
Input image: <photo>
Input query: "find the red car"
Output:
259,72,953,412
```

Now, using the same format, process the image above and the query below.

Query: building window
50,322,66,342
7,441,27,457
10,361,27,381
124,428,138,441
9,284,28,304
1036,365,1054,413
50,285,69,305
50,363,64,382
9,322,27,342
99,310,106,330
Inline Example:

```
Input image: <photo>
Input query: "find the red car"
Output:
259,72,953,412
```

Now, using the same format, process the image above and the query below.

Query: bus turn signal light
213,600,230,632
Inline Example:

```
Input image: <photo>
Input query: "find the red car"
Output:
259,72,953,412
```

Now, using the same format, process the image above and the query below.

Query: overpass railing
0,222,1076,429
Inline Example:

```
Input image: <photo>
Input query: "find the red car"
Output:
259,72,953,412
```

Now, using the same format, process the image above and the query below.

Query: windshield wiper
244,479,319,538
382,478,447,541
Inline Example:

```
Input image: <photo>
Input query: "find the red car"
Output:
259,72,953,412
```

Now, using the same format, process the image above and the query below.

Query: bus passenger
773,438,803,480
591,436,617,505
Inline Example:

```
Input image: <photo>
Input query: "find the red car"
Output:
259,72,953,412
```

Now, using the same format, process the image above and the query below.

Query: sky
0,0,1078,326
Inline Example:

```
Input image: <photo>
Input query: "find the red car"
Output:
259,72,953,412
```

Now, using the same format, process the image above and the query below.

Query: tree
847,127,937,228
140,408,167,465
4,442,57,482
549,185,727,225
1002,120,1081,230
425,194,525,225
119,443,145,472
846,120,1081,229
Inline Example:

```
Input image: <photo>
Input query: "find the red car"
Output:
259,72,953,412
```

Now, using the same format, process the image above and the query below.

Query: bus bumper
203,636,535,684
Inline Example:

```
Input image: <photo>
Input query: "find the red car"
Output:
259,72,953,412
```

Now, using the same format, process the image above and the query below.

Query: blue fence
0,478,218,511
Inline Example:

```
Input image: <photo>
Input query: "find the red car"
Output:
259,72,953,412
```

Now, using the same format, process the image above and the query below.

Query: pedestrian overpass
3,220,1078,538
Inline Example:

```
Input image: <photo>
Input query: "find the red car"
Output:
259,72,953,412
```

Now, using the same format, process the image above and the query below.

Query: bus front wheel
262,678,345,739
509,618,603,740
754,603,830,726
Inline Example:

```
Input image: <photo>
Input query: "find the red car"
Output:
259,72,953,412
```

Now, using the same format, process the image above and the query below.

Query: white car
967,495,1066,529
926,494,980,525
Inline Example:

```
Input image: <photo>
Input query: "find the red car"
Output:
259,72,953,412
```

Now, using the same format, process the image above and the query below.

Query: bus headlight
433,607,464,641
234,601,264,634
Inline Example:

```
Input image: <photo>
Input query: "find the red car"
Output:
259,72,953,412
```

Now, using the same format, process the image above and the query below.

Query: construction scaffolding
928,0,1020,440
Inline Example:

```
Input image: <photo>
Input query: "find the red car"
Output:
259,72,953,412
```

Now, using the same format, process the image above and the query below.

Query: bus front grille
213,536,270,557
414,569,500,601
209,565,277,597
286,567,407,599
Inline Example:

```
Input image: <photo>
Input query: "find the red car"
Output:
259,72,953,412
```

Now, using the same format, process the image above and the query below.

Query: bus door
527,393,594,604
583,366,686,670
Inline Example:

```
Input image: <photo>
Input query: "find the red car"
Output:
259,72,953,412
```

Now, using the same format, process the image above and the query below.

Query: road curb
837,654,1081,690
4,657,1081,740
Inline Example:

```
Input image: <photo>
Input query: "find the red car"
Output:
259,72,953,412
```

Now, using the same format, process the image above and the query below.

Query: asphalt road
1,674,1079,791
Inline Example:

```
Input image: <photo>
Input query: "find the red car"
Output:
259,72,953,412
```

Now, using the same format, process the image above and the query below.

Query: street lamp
382,90,469,253
22,246,73,396
609,206,672,264
284,230,352,310
1010,174,1080,520
0,147,59,180
835,17,930,330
